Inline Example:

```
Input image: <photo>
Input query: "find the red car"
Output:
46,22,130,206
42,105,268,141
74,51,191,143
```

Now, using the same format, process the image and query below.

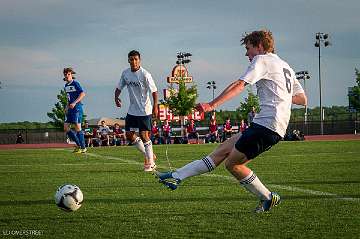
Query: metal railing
0,119,359,144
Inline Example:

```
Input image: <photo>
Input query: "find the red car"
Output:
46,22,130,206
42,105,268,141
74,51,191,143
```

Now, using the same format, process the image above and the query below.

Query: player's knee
125,132,134,141
63,125,69,132
215,143,231,157
74,124,81,132
224,154,248,173
139,132,150,142
224,159,235,172
225,159,244,173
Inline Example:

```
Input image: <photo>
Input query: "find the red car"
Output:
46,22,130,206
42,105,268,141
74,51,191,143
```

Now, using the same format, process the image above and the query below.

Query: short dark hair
128,50,141,59
63,67,76,79
63,67,76,75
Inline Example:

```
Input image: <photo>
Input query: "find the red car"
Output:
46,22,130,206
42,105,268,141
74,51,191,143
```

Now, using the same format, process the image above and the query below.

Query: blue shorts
65,107,83,124
235,123,281,160
125,114,152,132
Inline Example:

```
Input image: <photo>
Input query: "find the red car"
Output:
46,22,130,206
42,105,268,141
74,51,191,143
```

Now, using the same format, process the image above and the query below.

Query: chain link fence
0,129,66,144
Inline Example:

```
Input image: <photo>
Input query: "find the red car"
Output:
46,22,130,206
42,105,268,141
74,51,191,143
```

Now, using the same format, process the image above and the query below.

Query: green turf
0,141,359,238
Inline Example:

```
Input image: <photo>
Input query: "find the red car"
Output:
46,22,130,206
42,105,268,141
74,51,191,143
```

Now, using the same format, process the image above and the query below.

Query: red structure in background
158,104,204,121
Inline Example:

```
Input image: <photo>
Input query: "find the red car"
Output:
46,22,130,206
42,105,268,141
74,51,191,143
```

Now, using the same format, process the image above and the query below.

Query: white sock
173,156,215,180
143,140,154,165
239,171,271,200
133,137,146,155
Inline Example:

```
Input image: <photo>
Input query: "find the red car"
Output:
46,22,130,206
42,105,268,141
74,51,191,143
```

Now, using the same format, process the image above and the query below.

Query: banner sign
158,104,204,121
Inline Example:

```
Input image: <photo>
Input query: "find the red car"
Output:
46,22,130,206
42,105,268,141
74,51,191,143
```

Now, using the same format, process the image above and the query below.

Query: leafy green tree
161,79,198,135
47,89,68,128
290,106,354,122
349,68,360,112
236,89,260,121
0,121,56,130
47,89,87,128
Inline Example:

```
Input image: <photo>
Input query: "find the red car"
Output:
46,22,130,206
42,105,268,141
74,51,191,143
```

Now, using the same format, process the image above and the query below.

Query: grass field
0,141,359,238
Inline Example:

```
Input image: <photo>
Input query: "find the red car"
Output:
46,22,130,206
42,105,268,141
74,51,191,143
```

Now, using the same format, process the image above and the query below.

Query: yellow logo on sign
167,65,193,83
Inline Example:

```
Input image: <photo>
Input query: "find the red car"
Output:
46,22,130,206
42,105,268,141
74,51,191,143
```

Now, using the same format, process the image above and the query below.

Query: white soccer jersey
99,125,111,135
117,67,157,116
239,53,304,137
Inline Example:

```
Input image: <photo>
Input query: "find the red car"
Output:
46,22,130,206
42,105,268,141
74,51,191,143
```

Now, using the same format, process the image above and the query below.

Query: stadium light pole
206,81,216,101
174,52,192,87
296,71,311,125
315,32,331,135
176,52,192,73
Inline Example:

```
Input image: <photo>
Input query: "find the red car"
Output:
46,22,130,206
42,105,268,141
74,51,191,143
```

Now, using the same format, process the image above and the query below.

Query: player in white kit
157,30,307,212
115,50,158,172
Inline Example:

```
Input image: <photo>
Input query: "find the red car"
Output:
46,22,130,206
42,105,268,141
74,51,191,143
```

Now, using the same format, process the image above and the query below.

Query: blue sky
0,0,359,122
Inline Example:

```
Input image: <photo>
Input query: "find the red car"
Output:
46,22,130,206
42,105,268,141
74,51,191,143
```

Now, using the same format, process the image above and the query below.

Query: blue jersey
64,80,84,109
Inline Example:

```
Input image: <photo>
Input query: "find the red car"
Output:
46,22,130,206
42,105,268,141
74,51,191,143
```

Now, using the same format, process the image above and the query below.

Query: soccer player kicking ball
63,67,87,154
157,30,307,213
115,50,158,172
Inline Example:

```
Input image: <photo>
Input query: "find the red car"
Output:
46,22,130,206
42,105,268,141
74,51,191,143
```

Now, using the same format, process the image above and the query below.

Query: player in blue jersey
63,67,87,153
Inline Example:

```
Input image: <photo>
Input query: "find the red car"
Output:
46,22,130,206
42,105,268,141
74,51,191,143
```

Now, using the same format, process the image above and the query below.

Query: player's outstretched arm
197,80,247,113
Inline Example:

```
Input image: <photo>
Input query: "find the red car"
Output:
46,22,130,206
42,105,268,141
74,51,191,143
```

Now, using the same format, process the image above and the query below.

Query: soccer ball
55,184,83,212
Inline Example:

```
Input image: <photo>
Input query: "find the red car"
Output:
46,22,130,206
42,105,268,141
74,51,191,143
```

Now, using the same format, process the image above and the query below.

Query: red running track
0,134,359,150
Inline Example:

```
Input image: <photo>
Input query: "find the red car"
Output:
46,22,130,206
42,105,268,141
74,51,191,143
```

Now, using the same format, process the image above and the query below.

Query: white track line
205,174,359,202
0,162,127,167
85,152,143,166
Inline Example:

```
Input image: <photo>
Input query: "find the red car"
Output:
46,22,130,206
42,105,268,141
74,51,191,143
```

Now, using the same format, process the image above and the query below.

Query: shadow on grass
0,196,250,206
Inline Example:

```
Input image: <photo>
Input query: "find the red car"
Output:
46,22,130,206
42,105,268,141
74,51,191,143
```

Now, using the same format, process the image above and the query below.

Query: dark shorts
65,107,83,124
187,132,199,139
125,114,152,132
162,131,171,137
235,123,281,160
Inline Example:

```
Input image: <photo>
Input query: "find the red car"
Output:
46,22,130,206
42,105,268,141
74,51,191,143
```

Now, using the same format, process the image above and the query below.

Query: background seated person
222,117,232,142
91,127,101,147
161,119,172,144
112,123,126,146
83,122,94,147
184,119,199,144
238,119,248,134
150,120,161,144
98,120,111,146
206,115,218,143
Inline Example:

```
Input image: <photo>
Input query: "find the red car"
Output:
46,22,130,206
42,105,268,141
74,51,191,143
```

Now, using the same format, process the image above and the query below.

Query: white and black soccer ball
55,184,83,212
